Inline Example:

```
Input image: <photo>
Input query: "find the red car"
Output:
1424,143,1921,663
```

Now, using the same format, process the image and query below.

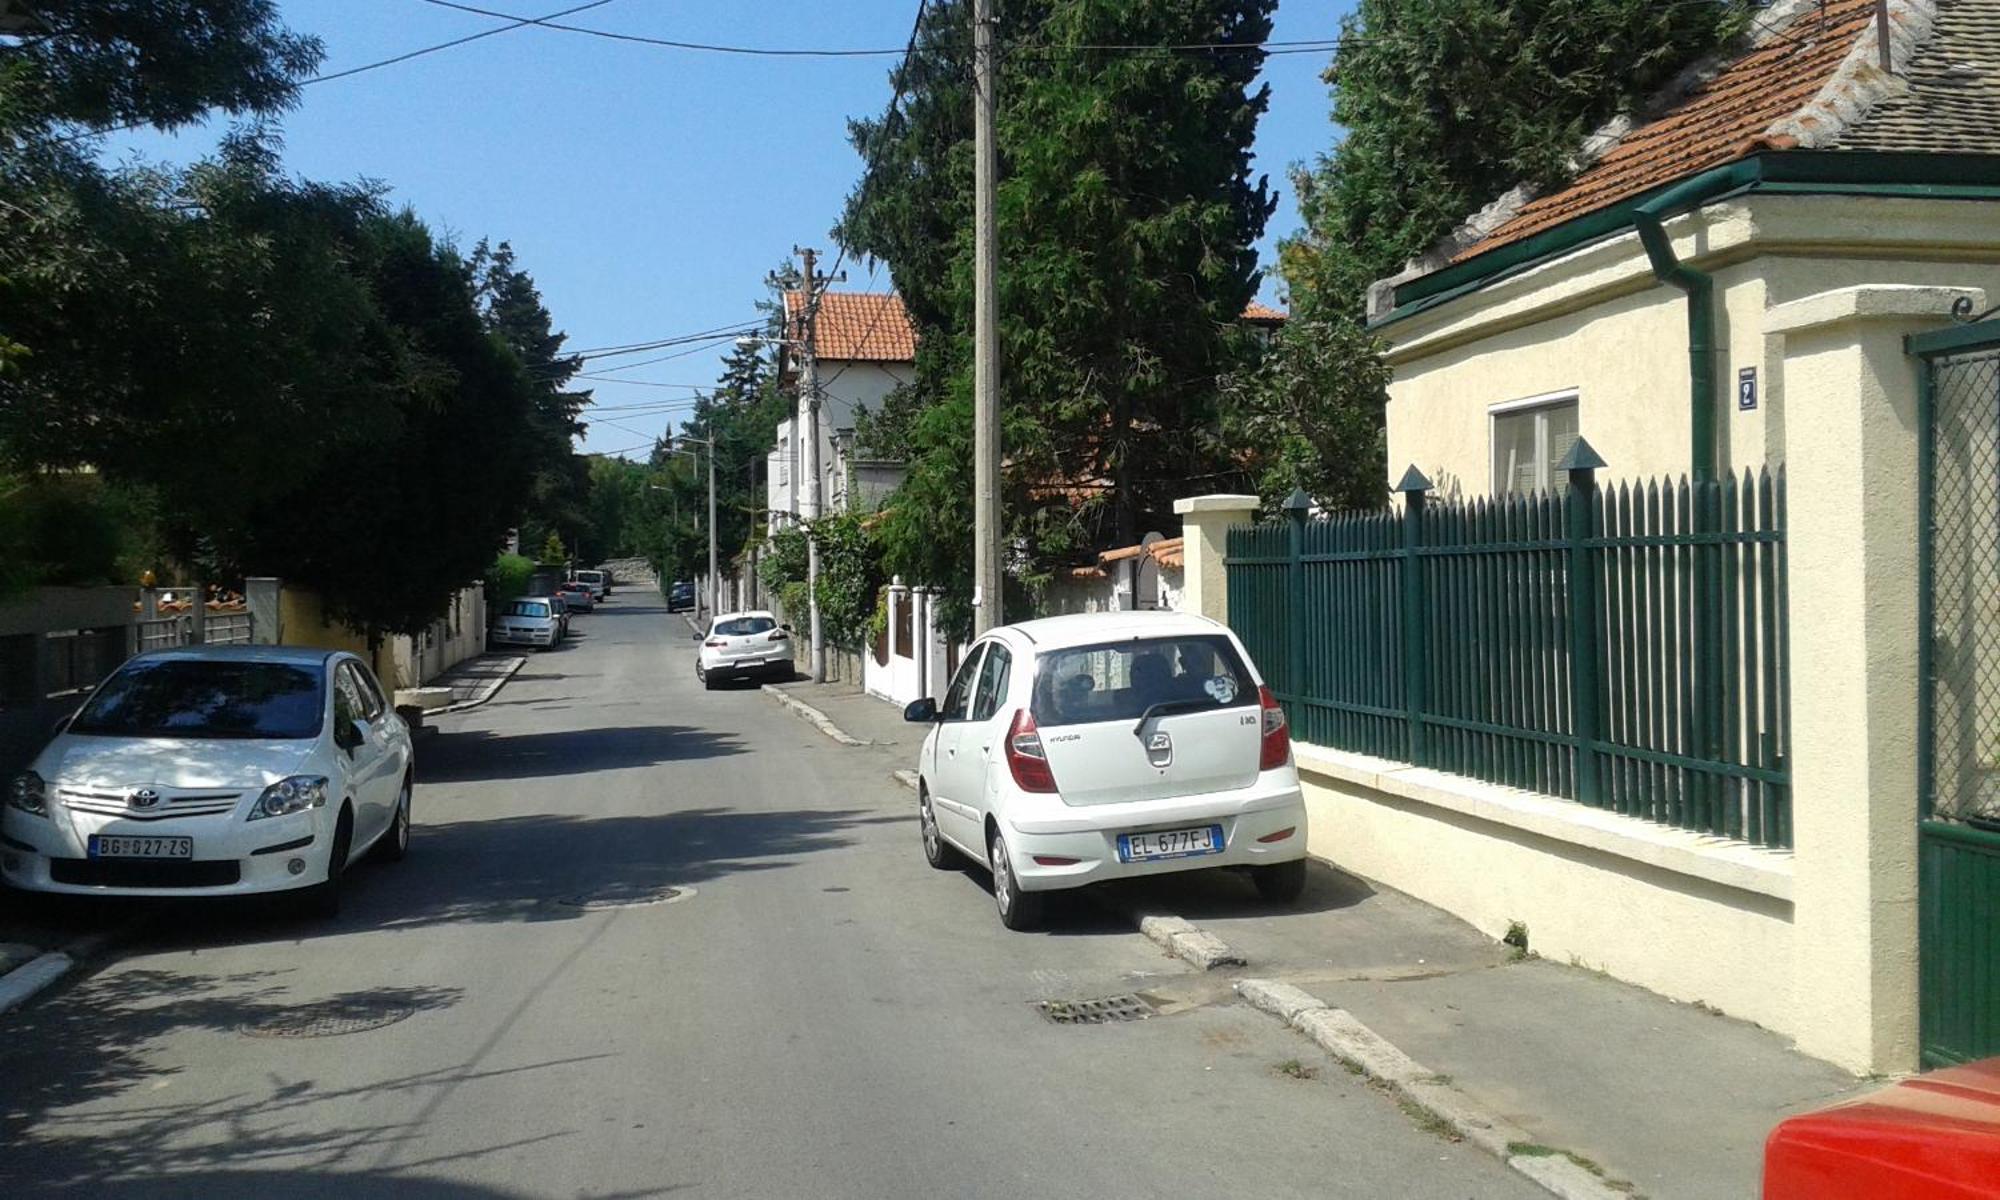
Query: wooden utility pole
971,0,1002,633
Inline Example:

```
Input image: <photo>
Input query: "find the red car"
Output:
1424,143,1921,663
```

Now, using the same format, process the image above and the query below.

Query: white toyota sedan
2,645,413,917
904,612,1308,929
694,610,794,689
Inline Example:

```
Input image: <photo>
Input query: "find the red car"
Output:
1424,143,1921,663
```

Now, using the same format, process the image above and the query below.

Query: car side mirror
335,720,365,752
903,697,938,723
51,713,73,737
692,632,705,642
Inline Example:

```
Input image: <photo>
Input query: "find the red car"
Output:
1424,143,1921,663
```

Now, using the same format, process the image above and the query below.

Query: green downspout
1631,163,1751,826
1630,163,1755,483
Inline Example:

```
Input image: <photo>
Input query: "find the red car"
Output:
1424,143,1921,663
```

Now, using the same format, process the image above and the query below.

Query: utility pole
971,0,1002,634
706,433,718,616
796,245,829,683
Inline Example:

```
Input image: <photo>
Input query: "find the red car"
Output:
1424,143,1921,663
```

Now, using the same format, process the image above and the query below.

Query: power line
419,0,1342,59
311,0,619,84
57,0,620,141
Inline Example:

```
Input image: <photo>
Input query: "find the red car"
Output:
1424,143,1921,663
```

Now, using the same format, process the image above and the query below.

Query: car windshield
69,660,325,740
1031,635,1254,727
713,616,776,636
507,600,551,618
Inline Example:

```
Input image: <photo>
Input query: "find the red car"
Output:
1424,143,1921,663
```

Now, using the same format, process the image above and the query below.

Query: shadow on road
1099,857,1376,922
416,724,743,784
0,966,490,1194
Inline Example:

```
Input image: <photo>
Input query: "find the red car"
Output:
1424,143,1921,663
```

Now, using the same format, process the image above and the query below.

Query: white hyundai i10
904,612,1308,929
2,645,414,917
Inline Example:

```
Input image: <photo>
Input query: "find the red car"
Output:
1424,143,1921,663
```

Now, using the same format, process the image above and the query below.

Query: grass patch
1398,1097,1462,1142
1503,921,1531,962
1275,1058,1319,1081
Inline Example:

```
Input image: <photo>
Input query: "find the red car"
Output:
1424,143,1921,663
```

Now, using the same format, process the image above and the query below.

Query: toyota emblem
129,787,161,810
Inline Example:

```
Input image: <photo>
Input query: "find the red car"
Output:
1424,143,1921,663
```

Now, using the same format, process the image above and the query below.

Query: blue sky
108,1,1351,457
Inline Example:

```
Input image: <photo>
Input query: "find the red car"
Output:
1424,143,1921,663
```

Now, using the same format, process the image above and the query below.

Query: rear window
71,660,325,740
714,616,776,636
575,571,605,583
507,600,551,618
1031,635,1254,727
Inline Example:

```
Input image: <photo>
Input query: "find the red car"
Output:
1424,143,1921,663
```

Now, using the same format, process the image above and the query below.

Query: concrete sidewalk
765,678,915,751
426,652,526,712
1108,863,1867,1200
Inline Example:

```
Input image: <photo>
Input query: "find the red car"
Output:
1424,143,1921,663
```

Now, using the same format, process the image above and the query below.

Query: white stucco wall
1382,194,2000,495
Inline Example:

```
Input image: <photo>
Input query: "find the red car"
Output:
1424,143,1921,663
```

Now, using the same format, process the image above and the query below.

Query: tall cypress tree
842,0,1277,626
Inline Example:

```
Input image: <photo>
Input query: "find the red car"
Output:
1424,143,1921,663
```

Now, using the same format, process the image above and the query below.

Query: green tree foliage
539,531,568,565
0,7,562,632
841,0,1276,624
485,551,536,605
1220,313,1389,512
0,0,322,134
470,239,594,558
811,512,885,652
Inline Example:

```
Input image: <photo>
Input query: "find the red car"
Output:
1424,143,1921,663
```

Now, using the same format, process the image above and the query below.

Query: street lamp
655,436,718,616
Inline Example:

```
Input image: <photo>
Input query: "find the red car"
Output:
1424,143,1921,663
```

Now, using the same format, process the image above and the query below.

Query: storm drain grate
243,1000,416,1039
1034,994,1156,1025
557,884,692,911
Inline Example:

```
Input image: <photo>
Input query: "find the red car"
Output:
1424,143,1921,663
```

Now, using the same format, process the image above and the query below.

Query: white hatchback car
904,612,1308,929
2,646,413,917
694,610,795,689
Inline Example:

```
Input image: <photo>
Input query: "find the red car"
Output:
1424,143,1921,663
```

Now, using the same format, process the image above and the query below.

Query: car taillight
1005,709,1058,793
1259,685,1291,771
705,639,727,648
768,630,789,642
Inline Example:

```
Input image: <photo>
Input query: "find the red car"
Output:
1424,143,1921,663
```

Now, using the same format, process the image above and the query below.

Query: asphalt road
0,599,1540,1199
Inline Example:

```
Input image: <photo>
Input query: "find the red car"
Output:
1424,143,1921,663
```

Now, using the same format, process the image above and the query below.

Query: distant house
767,291,917,522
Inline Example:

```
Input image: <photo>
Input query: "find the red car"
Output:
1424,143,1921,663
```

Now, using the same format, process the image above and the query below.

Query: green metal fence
1227,448,1791,848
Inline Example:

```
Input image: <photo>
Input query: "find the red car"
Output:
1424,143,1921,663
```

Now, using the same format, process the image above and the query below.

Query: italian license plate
89,835,193,860
1118,824,1225,863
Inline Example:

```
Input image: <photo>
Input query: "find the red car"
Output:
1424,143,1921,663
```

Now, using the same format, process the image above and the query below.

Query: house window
1490,393,1580,496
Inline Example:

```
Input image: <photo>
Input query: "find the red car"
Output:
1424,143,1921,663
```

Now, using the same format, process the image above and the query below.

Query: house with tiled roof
1260,0,2000,1075
767,291,919,522
1371,0,2000,497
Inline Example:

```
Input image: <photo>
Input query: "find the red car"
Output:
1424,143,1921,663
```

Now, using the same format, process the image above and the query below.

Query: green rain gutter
1631,164,1760,484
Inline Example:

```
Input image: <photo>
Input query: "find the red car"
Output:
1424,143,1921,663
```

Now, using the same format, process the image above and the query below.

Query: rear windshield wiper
1132,699,1215,737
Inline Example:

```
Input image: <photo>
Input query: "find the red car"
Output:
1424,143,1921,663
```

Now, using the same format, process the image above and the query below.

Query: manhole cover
243,1000,417,1039
1034,994,1156,1025
557,884,693,910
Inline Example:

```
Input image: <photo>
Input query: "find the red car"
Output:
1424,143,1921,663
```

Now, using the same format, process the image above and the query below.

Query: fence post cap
1281,487,1314,514
1394,464,1435,494
1555,437,1607,473
1173,493,1261,516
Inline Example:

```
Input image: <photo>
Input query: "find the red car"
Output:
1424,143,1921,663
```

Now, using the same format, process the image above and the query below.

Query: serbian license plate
1118,824,1225,863
89,835,193,860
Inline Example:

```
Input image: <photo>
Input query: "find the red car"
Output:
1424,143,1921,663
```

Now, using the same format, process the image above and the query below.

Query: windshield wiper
1131,699,1214,737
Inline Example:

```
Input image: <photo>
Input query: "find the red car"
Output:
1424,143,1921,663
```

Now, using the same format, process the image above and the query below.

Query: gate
1914,316,2000,1066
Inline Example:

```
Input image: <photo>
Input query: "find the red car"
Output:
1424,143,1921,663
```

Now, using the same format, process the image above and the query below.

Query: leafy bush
485,552,536,605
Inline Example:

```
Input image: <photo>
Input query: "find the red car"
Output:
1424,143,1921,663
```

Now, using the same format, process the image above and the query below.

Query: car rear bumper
700,654,794,678
1002,787,1307,892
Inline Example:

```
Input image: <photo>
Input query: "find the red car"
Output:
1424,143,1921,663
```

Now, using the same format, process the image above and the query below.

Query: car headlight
247,775,329,821
7,770,47,817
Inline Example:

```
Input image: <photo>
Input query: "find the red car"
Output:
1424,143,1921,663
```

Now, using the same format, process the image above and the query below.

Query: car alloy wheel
989,828,1044,931
377,780,411,863
920,790,954,870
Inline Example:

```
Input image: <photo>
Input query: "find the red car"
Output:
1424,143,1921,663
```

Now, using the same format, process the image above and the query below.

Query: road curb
1132,912,1247,972
1235,977,1636,1200
762,685,873,747
0,921,144,1019
892,768,919,792
429,655,528,716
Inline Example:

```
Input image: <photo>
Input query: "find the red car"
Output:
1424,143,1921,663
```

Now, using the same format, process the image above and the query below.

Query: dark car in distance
668,581,697,612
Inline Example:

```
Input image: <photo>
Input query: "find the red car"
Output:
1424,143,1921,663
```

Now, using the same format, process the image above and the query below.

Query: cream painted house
1180,0,2000,1075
